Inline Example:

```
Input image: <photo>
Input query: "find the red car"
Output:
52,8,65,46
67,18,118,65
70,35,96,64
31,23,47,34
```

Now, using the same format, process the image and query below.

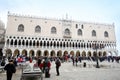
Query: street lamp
93,41,100,68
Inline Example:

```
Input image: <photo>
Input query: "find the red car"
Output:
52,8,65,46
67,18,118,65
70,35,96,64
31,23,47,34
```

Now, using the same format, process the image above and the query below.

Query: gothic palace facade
3,12,118,58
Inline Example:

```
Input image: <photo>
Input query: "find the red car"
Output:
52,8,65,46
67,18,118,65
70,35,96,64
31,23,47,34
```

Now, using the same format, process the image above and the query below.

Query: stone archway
87,51,91,57
70,51,74,56
103,51,107,56
14,49,20,57
29,50,35,57
44,50,49,57
82,51,86,57
76,51,80,57
22,49,27,56
6,49,12,58
93,51,97,57
63,51,68,56
57,50,62,57
98,51,102,57
36,50,42,57
50,50,55,57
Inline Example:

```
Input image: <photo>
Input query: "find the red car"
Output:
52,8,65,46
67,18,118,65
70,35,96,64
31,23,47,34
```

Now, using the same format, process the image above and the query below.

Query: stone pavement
0,61,120,80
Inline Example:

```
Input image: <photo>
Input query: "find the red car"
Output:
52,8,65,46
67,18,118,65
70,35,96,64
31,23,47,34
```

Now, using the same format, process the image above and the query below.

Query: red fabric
34,63,38,67
18,57,23,62
29,59,32,63
20,58,23,62
48,61,51,69
39,63,43,69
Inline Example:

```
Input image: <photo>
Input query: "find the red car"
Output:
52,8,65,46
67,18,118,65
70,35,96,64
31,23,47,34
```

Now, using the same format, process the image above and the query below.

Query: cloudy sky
0,0,120,54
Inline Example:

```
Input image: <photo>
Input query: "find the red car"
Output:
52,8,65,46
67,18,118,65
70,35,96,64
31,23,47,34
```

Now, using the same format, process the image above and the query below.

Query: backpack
56,60,61,66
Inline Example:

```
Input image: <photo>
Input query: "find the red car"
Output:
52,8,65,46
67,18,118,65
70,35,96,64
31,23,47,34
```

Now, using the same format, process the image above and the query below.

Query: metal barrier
0,66,4,73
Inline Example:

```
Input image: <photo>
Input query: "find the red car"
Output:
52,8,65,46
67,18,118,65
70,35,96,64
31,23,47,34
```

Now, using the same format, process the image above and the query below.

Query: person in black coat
55,58,61,76
4,59,16,80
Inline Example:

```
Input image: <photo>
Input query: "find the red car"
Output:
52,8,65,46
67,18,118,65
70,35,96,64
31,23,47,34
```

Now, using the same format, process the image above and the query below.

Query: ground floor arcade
4,48,109,58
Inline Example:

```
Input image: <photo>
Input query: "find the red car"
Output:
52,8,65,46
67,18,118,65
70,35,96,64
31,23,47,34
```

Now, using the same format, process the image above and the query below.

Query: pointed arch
29,40,32,46
82,51,86,57
22,49,27,56
47,41,49,47
92,30,96,37
14,49,20,57
36,40,39,47
98,51,102,57
70,51,74,56
14,39,17,46
33,40,35,46
44,50,49,57
35,25,41,33
29,50,35,57
57,50,62,57
36,50,42,57
64,51,68,56
50,50,56,57
10,39,13,45
26,40,28,46
76,51,80,57
104,31,109,37
18,24,24,32
53,41,56,47
64,28,70,35
7,39,9,45
87,51,91,57
78,29,82,36
51,26,57,34
93,51,97,57
103,51,107,56
22,40,25,46
18,40,21,45
6,49,12,58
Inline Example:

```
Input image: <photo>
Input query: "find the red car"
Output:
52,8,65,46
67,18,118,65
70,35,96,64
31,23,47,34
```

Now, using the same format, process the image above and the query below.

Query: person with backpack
43,58,51,78
4,59,16,80
55,58,61,76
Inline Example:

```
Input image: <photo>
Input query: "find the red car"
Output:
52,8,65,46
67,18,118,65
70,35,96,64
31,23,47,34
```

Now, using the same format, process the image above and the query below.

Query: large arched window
65,28,70,35
18,24,24,32
51,27,56,34
35,25,41,33
104,31,109,37
92,30,96,37
78,29,82,36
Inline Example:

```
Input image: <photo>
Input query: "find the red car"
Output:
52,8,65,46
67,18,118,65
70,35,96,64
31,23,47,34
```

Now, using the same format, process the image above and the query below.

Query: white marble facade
3,12,118,58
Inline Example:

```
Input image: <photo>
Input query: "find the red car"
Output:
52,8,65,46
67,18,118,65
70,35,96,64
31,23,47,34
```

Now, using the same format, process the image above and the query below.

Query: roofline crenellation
8,11,114,27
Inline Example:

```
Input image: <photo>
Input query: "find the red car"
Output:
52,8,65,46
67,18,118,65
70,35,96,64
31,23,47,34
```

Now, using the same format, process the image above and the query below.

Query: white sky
0,0,120,55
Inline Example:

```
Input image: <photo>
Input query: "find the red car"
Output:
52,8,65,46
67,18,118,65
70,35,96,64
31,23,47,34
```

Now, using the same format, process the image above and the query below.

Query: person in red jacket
39,61,43,71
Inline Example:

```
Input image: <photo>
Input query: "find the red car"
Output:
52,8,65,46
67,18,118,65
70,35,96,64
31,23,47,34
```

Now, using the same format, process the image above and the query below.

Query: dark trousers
56,66,60,75
45,69,50,78
7,73,13,80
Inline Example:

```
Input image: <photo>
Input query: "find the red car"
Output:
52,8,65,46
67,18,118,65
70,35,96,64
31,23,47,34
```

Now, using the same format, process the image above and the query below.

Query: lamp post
93,41,100,68
96,44,100,68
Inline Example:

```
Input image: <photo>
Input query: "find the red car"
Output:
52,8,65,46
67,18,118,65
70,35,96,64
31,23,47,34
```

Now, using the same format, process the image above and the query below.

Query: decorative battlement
7,11,113,27
8,11,62,21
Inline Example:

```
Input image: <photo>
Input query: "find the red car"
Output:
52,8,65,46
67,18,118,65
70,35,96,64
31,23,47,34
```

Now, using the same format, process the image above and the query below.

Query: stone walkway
0,61,120,80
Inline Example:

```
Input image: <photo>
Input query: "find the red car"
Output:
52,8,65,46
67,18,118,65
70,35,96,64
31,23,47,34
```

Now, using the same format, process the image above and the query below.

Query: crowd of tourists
0,54,120,79
0,55,120,68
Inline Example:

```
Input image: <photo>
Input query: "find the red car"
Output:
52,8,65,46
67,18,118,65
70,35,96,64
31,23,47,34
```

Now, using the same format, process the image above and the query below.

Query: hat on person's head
9,59,13,62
